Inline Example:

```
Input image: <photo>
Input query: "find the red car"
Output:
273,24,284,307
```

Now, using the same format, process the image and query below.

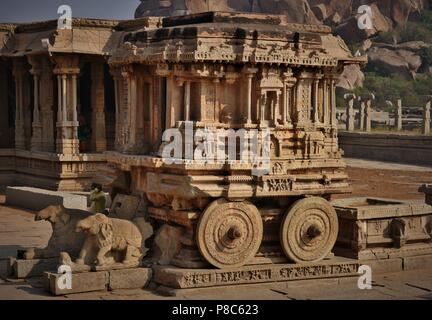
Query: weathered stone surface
135,0,319,24
366,46,423,80
45,268,152,295
18,205,89,264
109,268,152,290
403,254,432,270
6,187,88,211
151,225,183,266
334,4,391,44
0,258,12,278
334,197,432,259
154,258,361,289
338,64,365,90
45,271,109,296
420,184,432,205
338,132,432,166
13,258,58,279
133,217,154,256
74,214,143,268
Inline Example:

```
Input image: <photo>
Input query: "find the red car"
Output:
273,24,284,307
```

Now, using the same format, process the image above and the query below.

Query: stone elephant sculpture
75,213,143,267
19,205,89,260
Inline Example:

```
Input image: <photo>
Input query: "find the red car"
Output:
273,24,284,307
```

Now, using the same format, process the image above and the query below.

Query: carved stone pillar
184,80,191,121
294,76,308,125
30,70,42,151
53,55,80,155
329,78,337,127
259,92,267,126
282,70,296,125
423,96,431,135
322,78,329,125
119,65,137,153
344,94,356,132
12,59,29,150
110,68,123,150
91,63,107,152
243,67,257,125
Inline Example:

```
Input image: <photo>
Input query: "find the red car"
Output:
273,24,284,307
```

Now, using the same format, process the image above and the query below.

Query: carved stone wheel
280,197,338,263
196,199,263,269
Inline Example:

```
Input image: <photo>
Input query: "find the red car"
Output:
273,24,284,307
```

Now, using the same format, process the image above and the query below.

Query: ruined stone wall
339,131,432,166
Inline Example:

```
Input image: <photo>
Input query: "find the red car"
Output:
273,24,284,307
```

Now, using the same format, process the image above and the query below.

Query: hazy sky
0,0,141,23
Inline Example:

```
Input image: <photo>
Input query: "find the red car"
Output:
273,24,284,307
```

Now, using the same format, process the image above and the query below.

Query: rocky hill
135,0,432,106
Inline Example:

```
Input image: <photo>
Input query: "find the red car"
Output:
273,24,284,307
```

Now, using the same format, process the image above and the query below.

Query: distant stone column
359,99,365,131
91,62,107,153
395,99,403,131
361,94,375,132
423,96,432,135
344,93,356,132
12,59,28,150
365,95,374,132
30,71,42,151
110,68,123,150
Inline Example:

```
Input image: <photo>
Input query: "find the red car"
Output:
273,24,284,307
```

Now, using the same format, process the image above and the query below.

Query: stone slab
364,258,403,274
420,184,432,205
109,268,152,290
403,255,432,271
45,271,109,296
13,258,58,279
334,244,432,260
154,258,361,289
45,268,152,296
5,186,88,211
0,258,11,278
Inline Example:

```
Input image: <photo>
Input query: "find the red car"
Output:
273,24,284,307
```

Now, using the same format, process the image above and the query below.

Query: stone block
45,271,109,296
403,255,432,271
333,197,432,259
13,258,58,279
6,187,88,211
420,184,432,206
154,258,361,289
109,268,152,290
0,258,12,278
364,258,403,274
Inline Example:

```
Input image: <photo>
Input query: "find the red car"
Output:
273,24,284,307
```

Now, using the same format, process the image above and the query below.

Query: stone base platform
154,257,361,290
154,254,432,291
5,187,88,211
44,267,152,296
10,257,58,279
